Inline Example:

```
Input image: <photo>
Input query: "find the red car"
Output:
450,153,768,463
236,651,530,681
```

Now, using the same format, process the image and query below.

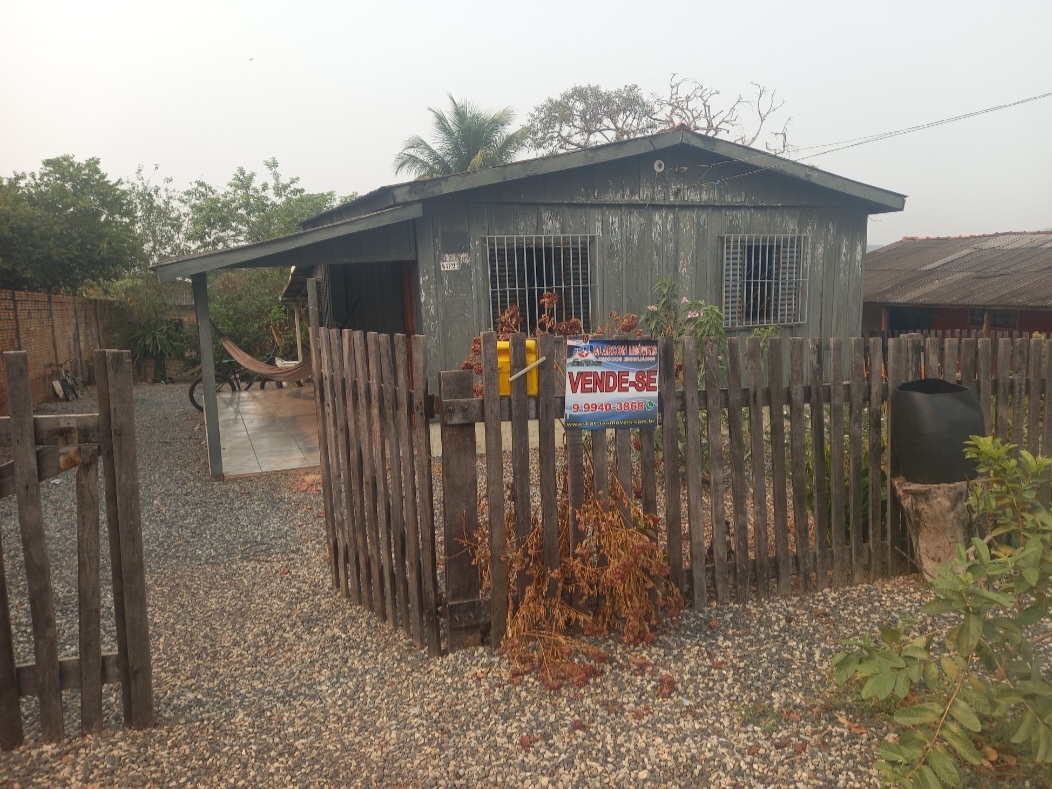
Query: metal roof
863,232,1052,308
306,129,905,229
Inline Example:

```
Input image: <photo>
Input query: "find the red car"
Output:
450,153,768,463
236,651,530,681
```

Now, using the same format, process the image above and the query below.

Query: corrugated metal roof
863,232,1052,307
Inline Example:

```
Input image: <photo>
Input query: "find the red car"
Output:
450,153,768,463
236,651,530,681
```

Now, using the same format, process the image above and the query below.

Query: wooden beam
191,274,223,479
16,653,121,697
0,414,101,447
0,445,82,499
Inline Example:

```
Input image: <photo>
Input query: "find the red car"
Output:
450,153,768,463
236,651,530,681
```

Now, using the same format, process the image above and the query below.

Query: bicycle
187,347,290,411
51,358,84,401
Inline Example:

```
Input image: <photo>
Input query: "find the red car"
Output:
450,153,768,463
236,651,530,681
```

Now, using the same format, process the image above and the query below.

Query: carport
152,203,423,478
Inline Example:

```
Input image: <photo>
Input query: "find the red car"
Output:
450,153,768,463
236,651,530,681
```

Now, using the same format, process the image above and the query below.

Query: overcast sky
2,0,1050,245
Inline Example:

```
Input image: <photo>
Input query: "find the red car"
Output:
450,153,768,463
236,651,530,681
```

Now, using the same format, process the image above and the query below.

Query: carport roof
151,202,423,281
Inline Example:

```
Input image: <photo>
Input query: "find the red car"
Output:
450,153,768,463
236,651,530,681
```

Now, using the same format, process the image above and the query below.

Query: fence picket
367,334,395,625
788,339,812,592
352,332,383,617
828,339,847,588
76,447,102,733
996,338,1012,440
886,338,908,576
320,331,349,599
848,339,865,584
766,338,792,595
379,336,409,632
1028,338,1043,457
536,334,559,577
509,335,532,605
746,338,769,598
680,337,707,606
978,339,993,432
868,337,884,580
725,339,750,602
344,332,372,612
394,334,424,646
6,351,64,742
1012,338,1028,450
704,338,731,602
810,340,830,591
481,333,508,645
659,335,684,595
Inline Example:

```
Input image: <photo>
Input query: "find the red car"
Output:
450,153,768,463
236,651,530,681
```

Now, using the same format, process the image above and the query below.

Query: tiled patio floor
214,382,563,478
217,385,319,478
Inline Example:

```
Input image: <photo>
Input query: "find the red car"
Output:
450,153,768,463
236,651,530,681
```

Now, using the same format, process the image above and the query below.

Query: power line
793,90,1052,161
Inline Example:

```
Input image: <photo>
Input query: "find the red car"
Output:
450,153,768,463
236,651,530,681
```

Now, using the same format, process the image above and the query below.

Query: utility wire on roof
794,91,1052,161
668,90,1052,187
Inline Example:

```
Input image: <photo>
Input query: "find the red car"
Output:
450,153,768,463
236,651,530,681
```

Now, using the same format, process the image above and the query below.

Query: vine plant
832,436,1052,787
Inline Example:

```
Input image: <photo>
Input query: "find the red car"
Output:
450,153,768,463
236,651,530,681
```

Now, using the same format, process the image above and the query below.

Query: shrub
832,435,1052,787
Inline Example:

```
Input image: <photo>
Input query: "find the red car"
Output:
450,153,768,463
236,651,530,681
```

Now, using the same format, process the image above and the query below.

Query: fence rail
0,350,152,748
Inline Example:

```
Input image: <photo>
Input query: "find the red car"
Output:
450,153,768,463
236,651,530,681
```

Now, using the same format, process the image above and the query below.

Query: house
154,130,903,476
862,231,1052,335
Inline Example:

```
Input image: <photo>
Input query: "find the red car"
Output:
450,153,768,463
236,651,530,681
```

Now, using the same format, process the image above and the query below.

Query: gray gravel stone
0,382,937,787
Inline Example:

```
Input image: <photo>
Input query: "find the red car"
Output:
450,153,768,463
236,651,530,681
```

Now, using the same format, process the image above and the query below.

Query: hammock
221,339,313,384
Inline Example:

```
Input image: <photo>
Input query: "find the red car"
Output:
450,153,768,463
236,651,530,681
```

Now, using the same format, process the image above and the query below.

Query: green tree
527,76,790,155
394,95,529,179
128,165,191,265
183,158,341,250
0,155,144,292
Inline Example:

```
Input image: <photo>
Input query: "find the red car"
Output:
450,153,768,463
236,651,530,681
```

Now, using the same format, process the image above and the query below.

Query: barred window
487,235,593,334
722,234,807,328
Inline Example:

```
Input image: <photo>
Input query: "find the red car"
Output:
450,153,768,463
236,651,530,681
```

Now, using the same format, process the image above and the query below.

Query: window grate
487,235,594,334
722,234,808,328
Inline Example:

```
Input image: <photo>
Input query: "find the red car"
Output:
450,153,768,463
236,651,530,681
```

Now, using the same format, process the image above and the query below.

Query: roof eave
153,203,423,281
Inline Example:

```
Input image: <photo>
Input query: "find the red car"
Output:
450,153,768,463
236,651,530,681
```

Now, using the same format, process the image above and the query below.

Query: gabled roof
306,129,905,228
864,231,1052,308
153,129,905,281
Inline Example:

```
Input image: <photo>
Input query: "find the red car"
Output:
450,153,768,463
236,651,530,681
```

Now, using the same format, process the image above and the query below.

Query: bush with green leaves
832,435,1052,787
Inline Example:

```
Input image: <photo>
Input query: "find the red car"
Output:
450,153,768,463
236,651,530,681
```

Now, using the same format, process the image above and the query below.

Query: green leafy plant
832,435,1052,787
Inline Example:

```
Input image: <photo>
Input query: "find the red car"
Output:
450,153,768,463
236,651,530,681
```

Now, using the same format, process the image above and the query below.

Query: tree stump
892,477,972,577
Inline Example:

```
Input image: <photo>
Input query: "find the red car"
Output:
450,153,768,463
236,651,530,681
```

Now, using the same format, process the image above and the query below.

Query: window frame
721,233,809,329
485,234,595,334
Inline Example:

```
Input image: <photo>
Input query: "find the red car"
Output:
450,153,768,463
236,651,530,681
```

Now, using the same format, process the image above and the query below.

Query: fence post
440,369,483,650
96,350,153,729
5,351,63,741
0,354,27,749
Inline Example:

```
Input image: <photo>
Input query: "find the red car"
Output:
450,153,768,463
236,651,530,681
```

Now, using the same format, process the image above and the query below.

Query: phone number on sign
571,400,649,413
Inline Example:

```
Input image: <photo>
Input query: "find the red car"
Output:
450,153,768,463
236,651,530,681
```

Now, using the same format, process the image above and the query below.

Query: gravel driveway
0,382,933,787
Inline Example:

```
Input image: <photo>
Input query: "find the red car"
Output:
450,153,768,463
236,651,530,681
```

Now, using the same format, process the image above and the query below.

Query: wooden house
863,231,1052,335
156,130,905,385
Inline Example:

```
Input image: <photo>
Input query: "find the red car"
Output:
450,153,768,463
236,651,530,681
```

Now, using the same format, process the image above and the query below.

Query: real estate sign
564,338,659,430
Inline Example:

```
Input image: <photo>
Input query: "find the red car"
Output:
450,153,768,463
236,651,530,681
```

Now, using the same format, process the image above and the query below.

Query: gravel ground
0,382,940,788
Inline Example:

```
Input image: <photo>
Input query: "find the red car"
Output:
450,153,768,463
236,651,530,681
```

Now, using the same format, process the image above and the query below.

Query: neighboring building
156,130,905,385
863,232,1052,335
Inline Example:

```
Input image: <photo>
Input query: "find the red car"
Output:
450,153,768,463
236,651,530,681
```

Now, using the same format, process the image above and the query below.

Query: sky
2,0,1050,246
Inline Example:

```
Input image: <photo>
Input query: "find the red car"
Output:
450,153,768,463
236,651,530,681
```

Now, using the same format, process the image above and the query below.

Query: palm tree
394,95,529,179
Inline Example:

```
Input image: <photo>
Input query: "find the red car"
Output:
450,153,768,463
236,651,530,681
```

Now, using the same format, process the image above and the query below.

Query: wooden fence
0,350,153,748
314,329,441,655
317,329,1052,655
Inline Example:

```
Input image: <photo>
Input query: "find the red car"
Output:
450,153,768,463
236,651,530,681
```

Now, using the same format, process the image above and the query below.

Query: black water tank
890,379,985,484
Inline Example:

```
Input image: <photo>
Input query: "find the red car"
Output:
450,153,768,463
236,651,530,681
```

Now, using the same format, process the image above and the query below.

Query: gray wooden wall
415,149,870,383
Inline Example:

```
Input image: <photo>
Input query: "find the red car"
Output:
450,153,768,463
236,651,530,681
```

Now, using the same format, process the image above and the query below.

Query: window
722,234,807,328
487,235,593,334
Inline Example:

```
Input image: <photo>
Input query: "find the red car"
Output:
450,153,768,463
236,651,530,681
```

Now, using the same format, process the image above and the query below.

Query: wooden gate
313,329,441,655
0,350,153,748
